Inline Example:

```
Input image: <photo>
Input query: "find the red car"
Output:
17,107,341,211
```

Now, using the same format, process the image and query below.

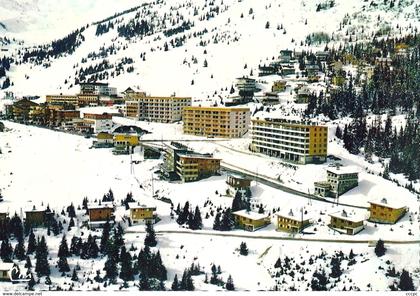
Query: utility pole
151,173,154,198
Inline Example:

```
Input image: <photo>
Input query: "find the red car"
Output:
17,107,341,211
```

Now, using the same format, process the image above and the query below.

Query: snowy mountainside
0,0,144,43
1,0,419,99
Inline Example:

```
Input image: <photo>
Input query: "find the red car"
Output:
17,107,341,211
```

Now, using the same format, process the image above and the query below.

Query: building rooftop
178,153,219,160
87,202,114,210
327,166,359,175
368,197,406,210
277,208,312,221
0,262,15,271
128,202,156,209
233,209,269,220
25,205,47,212
227,173,251,181
329,210,366,223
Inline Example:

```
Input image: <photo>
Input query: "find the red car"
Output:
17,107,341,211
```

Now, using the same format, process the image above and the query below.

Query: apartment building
124,96,192,123
250,118,328,164
176,153,221,182
79,82,117,96
314,166,359,197
87,202,115,228
183,106,250,138
46,95,79,106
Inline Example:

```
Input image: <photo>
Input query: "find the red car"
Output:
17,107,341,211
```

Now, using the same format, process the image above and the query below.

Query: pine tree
25,256,32,269
330,256,342,278
0,237,13,262
119,246,134,282
191,206,202,230
67,203,76,218
58,235,69,258
213,212,221,230
27,229,37,255
374,239,386,257
103,254,118,281
210,264,218,285
71,268,78,281
9,214,24,241
139,275,150,290
239,242,248,256
144,222,157,247
70,236,81,256
171,274,179,291
100,220,111,254
226,275,235,290
57,256,70,273
13,238,26,260
220,208,234,231
311,269,328,291
35,236,50,276
186,272,194,291
176,202,189,225
398,269,415,291
27,273,36,290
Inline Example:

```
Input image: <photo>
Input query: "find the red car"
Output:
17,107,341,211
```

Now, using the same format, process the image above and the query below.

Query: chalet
375,57,392,66
25,205,47,227
271,80,287,92
281,64,295,76
226,173,251,190
113,133,139,154
279,50,293,63
232,210,270,231
305,64,320,78
329,210,366,235
296,86,311,103
87,202,115,228
315,51,329,61
314,166,359,197
368,198,408,224
6,99,39,122
83,112,114,133
128,202,157,224
94,132,114,148
0,211,8,222
258,65,277,76
276,209,312,233
144,146,161,159
0,262,16,282
332,74,346,86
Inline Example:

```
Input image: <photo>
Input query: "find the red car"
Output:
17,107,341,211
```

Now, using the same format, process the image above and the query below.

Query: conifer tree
13,238,26,260
139,275,150,290
27,229,37,255
374,239,386,257
0,237,13,262
226,275,235,290
100,220,111,254
35,236,50,276
171,274,179,291
144,222,157,247
119,246,134,282
213,212,221,230
239,242,248,256
191,206,202,230
398,269,415,291
71,268,78,281
25,256,32,269
58,235,69,258
57,256,70,273
330,256,342,278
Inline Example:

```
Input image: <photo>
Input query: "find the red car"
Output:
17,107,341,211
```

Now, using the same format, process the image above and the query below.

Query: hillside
1,0,419,98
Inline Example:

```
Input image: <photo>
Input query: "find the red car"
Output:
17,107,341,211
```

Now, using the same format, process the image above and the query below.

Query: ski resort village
0,0,419,292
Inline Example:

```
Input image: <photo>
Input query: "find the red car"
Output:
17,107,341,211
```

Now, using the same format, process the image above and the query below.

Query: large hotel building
183,106,250,138
125,95,192,123
250,118,328,164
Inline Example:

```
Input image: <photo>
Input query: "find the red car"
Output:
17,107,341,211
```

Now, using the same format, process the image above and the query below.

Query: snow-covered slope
0,0,145,42
1,0,419,99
